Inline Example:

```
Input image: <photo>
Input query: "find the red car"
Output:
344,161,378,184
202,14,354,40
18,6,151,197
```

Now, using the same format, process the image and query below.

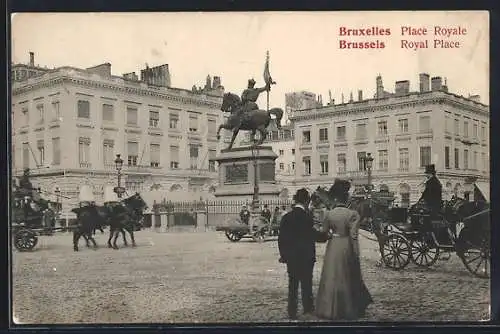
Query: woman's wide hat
424,164,436,175
328,178,351,199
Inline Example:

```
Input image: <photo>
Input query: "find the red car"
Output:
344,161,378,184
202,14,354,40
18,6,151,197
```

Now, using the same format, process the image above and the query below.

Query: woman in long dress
316,179,373,320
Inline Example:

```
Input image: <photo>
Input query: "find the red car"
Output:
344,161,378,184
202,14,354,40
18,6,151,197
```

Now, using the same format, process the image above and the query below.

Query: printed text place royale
401,26,467,37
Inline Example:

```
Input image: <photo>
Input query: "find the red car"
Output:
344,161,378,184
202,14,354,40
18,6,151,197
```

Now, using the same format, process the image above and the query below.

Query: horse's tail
268,108,284,129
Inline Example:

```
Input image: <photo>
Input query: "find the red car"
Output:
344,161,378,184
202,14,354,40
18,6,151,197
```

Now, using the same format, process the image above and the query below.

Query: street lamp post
114,154,124,198
365,153,374,194
251,141,260,212
54,187,61,212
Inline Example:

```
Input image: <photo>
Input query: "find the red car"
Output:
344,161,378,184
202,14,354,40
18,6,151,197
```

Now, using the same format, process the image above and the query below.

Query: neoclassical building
289,73,490,206
11,54,226,217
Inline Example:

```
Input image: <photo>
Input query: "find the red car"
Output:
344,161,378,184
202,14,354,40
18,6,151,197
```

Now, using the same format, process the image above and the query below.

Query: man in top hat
240,78,271,118
278,188,330,320
419,164,443,217
18,168,34,197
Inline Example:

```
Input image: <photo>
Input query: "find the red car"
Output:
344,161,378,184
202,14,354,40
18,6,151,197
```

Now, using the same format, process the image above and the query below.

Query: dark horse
216,92,284,150
72,193,148,251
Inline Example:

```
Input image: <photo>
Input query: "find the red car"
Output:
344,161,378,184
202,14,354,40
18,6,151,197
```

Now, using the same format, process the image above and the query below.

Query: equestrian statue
216,51,284,150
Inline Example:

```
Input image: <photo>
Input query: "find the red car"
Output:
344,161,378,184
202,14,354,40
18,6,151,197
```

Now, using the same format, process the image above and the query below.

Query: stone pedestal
212,145,282,202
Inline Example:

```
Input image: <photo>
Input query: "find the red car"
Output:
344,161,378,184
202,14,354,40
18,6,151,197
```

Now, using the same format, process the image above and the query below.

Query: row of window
444,147,488,170
301,116,487,143
19,139,217,171
278,149,296,156
18,100,219,135
19,101,61,125
445,115,487,139
300,146,488,176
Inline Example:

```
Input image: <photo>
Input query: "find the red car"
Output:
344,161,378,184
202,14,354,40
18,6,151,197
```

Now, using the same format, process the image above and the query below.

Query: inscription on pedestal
224,164,248,184
259,163,275,181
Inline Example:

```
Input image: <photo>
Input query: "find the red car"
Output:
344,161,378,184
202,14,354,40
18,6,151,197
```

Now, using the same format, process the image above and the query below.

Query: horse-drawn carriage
216,214,280,242
11,187,60,252
311,184,491,279
379,187,490,278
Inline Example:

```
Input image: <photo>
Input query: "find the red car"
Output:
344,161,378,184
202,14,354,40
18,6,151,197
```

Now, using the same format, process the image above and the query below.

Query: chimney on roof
431,76,443,91
123,72,138,81
86,63,112,77
29,52,34,67
376,74,384,98
349,92,353,103
358,90,363,101
468,94,481,103
419,73,430,92
395,80,410,96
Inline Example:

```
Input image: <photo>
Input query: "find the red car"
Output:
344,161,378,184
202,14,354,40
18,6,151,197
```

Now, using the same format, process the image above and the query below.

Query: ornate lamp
114,154,124,198
115,154,123,172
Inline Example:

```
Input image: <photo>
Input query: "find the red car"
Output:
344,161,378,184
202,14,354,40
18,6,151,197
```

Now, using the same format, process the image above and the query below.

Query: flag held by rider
263,51,276,87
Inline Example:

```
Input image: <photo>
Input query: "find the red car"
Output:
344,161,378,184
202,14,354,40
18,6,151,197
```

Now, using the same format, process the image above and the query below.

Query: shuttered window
150,144,160,167
170,146,179,169
126,107,138,125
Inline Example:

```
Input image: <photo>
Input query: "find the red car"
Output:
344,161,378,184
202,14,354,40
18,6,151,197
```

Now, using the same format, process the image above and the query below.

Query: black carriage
379,187,490,279
11,188,60,252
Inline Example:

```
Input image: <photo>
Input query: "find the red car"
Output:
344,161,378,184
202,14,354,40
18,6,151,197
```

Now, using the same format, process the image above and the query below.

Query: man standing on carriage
419,164,443,218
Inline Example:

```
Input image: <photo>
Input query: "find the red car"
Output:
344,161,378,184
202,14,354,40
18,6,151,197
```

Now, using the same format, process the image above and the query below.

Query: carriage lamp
114,154,124,198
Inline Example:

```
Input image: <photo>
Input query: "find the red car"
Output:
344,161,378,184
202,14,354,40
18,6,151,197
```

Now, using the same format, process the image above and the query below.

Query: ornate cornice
12,76,223,109
290,95,489,122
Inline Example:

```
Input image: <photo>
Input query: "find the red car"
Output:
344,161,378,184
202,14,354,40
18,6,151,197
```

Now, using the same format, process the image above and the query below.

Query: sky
11,11,489,110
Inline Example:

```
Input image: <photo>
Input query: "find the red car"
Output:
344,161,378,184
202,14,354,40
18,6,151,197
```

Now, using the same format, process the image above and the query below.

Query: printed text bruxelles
338,26,390,49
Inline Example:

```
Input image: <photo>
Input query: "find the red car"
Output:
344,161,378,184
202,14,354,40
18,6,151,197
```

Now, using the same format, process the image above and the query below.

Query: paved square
12,230,489,323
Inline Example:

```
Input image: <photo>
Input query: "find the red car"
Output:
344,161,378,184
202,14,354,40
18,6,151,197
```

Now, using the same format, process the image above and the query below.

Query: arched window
379,184,389,192
170,184,182,192
150,184,162,191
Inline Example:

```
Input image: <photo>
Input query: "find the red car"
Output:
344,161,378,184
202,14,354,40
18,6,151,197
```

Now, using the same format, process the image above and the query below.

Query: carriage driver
418,164,443,218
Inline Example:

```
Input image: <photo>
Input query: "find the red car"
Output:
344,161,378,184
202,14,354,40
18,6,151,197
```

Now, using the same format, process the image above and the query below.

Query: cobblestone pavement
12,230,490,324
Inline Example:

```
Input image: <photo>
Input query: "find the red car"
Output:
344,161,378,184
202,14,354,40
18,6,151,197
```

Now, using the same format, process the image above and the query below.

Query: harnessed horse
72,193,148,251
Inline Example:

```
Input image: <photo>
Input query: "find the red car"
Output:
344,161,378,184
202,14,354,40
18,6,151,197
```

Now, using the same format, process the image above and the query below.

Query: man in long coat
278,188,330,320
419,164,443,217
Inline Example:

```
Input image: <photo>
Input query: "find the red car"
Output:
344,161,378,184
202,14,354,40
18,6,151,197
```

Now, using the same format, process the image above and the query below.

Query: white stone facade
288,74,490,206
11,63,225,218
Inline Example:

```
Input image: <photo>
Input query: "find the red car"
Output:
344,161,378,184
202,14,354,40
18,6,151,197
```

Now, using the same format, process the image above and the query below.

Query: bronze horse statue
216,92,284,150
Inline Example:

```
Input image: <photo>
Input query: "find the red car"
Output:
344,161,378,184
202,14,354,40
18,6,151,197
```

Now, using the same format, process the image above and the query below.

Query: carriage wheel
252,230,266,243
410,237,440,267
381,234,411,270
457,234,490,279
225,231,243,242
14,229,38,251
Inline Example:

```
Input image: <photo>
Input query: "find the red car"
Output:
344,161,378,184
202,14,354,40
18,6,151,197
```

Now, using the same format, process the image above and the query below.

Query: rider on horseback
240,78,271,122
